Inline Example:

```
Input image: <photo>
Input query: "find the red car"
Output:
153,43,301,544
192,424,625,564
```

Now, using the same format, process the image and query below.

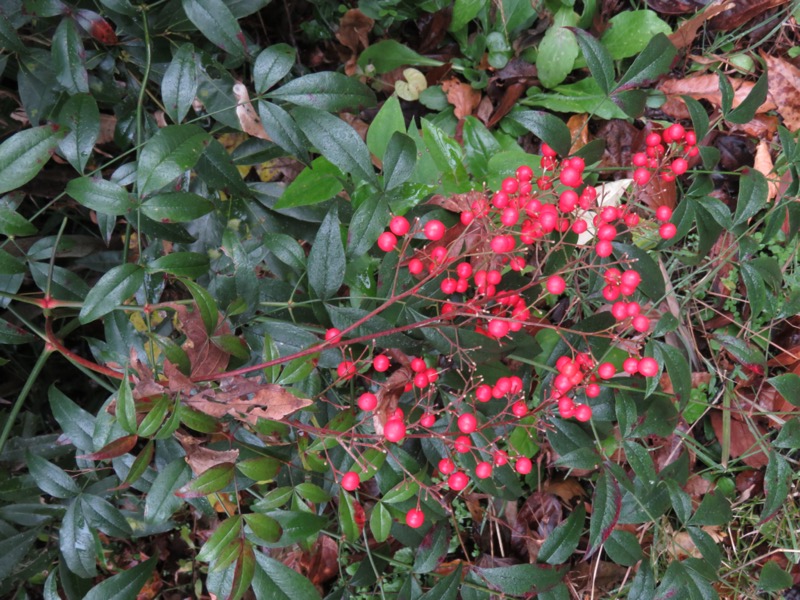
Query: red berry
384,419,406,442
597,362,616,379
440,278,458,295
337,361,357,379
420,413,436,428
666,123,685,142
500,207,519,226
655,206,673,221
546,275,566,295
454,435,471,453
373,354,390,372
457,413,477,434
377,231,397,252
493,450,509,466
448,471,469,491
509,376,523,395
685,131,697,145
633,168,651,185
645,132,662,147
487,270,502,285
408,258,424,275
511,400,528,417
659,222,677,240
623,357,640,375
632,152,647,167
430,246,447,264
414,372,429,388
406,508,424,528
559,167,582,188
389,216,410,236
358,392,378,411
624,213,640,228
638,357,659,377
487,319,510,339
325,328,342,342
425,367,439,383
439,458,455,475
670,158,688,176
516,165,534,181
424,219,445,241
456,262,473,279
515,457,533,474
475,461,493,479
476,384,493,402
541,142,557,157
621,270,641,289
460,210,475,225
572,219,588,235
595,240,613,257
585,383,601,398
411,358,427,372
574,404,592,422
341,471,360,491
612,302,628,321
501,177,519,194
632,314,650,332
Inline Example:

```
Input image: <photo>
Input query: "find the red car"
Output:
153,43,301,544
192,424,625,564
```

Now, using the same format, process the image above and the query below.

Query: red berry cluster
632,124,697,187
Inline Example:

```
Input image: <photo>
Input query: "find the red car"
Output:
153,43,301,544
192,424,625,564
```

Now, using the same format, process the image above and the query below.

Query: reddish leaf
78,434,138,460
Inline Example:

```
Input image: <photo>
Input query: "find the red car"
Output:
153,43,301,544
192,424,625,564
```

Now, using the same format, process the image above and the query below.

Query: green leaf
136,124,209,197
181,0,246,60
682,95,710,141
666,479,693,524
615,33,676,90
136,395,170,437
273,156,343,209
370,503,392,543
449,0,484,31
462,116,501,182
258,101,310,163
689,492,731,526
0,529,38,581
83,556,157,600
52,18,88,93
198,516,243,563
358,40,444,74
775,417,800,448
713,332,765,366
571,28,614,95
0,207,37,236
268,72,376,112
367,95,406,161
245,513,282,543
66,177,132,215
43,567,59,600
473,564,566,596
0,125,67,195
0,318,35,344
49,385,94,452
383,131,417,190
79,263,144,323
587,469,621,556
114,375,136,435
144,457,190,522
196,138,252,197
506,109,571,157
537,24,579,89
253,552,322,600
141,192,215,222
182,279,219,334
162,43,199,124
612,242,666,301
254,44,296,93
307,206,345,300
601,10,671,60
229,543,256,600
0,11,24,53
338,489,360,541
539,504,585,564
149,251,210,279
414,524,449,574
57,93,100,173
733,169,768,225
347,193,389,257
293,106,378,188
759,560,793,592
727,71,768,124
760,450,791,523
61,500,96,578
770,373,800,406
26,452,79,498
124,441,154,487
524,78,627,119
80,494,132,537
652,341,691,406
382,480,420,504
176,462,235,498
623,440,657,489
420,568,461,600
604,530,642,566
740,262,766,318
263,233,306,272
0,249,25,275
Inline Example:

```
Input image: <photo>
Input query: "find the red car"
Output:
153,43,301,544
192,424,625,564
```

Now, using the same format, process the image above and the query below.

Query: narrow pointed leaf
176,462,235,498
538,504,585,564
254,44,296,93
253,552,322,600
26,452,80,498
268,72,376,112
0,125,67,194
162,43,199,124
136,124,209,197
197,516,243,563
57,93,100,172
49,385,94,452
79,263,145,323
61,500,96,578
83,556,157,600
78,434,138,460
66,176,132,215
181,0,246,60
571,28,614,95
52,18,88,93
586,468,621,557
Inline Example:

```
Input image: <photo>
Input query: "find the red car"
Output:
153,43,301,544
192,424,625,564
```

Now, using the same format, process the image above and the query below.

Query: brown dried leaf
566,113,590,154
754,140,780,200
728,113,779,139
544,477,587,502
246,384,314,424
232,82,270,141
658,74,777,120
709,0,789,30
633,169,677,212
666,526,726,559
486,82,526,128
185,381,312,425
762,53,800,132
300,536,339,590
175,431,240,475
669,1,733,49
336,9,373,53
709,410,769,468
373,366,412,434
442,78,481,120
172,303,230,379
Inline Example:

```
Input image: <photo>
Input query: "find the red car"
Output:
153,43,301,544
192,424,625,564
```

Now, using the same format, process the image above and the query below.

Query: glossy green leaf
604,530,642,566
0,318,35,344
49,385,94,452
176,462,235,498
358,40,444,74
682,95,709,141
367,95,406,161
273,156,342,209
524,77,627,119
149,251,210,278
66,176,132,215
601,10,671,60
253,552,322,600
61,500,96,578
136,394,170,437
162,43,199,124
0,125,67,195
506,109,571,157
141,191,215,222
83,556,157,600
182,279,219,334
338,489,360,541
80,494,132,537
229,543,256,600
382,480,420,504
688,492,731,526
263,233,306,272
665,479,692,524
587,469,621,556
43,569,59,600
733,169,768,225
571,28,614,95
537,22,579,89
181,0,246,59
245,513,282,543
770,373,800,406
727,71,768,124
0,529,37,581
612,242,665,301
449,0,484,31
254,43,296,93
419,568,461,600
759,560,793,592
258,101,310,163
307,206,345,300
29,262,89,300
197,516,243,563
539,504,585,564
144,457,190,522
136,124,209,197
0,207,36,236
462,116,501,182
123,440,155,487
196,138,252,197
268,72,376,112
760,450,791,523
347,193,389,257
52,18,88,93
276,356,315,385
293,106,378,187
26,452,79,498
615,33,676,90
57,93,100,173
0,11,24,53
79,263,144,323
0,249,25,275
414,524,449,573
370,503,392,543
383,131,417,190
740,262,767,318
473,564,566,596
652,341,691,407
713,332,765,366
114,376,137,435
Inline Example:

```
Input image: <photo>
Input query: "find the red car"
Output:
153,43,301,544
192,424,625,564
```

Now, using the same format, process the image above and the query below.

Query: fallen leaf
486,82,526,128
336,9,374,75
185,380,312,425
442,78,481,120
232,82,270,141
395,68,428,101
373,366,412,434
709,0,789,30
728,113,779,139
709,410,769,468
666,526,726,559
754,140,780,200
246,384,314,423
171,303,231,379
175,431,240,475
761,53,800,132
669,1,733,49
544,477,587,502
566,113,590,154
658,74,777,121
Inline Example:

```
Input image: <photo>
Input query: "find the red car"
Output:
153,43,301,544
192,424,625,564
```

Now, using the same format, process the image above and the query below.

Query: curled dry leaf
754,140,780,200
665,525,726,559
336,9,374,75
175,431,240,475
185,380,312,426
708,409,769,468
761,52,800,132
658,74,777,121
669,1,733,49
709,0,789,30
232,82,271,141
395,68,427,101
373,366,412,434
171,303,231,379
441,78,481,120
566,113,590,154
